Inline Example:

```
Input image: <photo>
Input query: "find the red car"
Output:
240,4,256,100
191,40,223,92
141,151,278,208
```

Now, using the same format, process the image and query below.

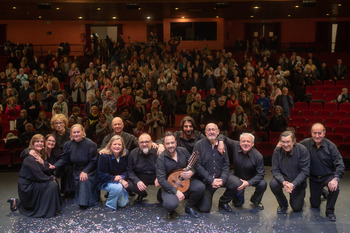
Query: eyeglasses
54,122,64,125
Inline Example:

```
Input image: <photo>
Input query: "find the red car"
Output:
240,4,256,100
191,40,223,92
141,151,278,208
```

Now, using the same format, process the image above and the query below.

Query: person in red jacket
5,97,21,130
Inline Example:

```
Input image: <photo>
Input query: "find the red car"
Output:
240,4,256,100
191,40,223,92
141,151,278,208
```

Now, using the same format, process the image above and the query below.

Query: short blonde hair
70,124,86,140
102,135,127,157
51,114,68,129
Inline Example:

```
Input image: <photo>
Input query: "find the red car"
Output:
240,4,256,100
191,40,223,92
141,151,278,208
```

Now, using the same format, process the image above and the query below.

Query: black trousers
198,174,242,213
127,174,156,196
269,177,307,212
310,175,339,215
161,178,205,212
233,179,267,205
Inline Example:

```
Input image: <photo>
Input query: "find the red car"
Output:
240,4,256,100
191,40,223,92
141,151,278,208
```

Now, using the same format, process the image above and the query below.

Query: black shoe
321,188,329,199
219,202,233,212
277,206,288,214
185,207,199,218
326,213,336,222
252,202,264,210
157,189,163,203
7,198,18,211
134,193,148,204
79,205,88,210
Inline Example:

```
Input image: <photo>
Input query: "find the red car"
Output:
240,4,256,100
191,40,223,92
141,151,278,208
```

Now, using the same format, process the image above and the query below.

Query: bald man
99,117,138,152
300,123,345,222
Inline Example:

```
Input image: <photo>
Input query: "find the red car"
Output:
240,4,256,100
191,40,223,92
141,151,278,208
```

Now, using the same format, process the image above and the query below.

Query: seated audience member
269,105,288,132
132,101,145,124
84,93,99,116
7,134,62,218
96,113,112,146
103,106,114,123
119,107,134,134
251,105,270,135
24,92,41,120
71,76,85,105
16,109,33,135
19,81,34,104
337,88,350,103
69,106,83,125
230,105,249,140
19,123,37,148
256,91,271,116
117,88,135,113
86,105,99,139
191,93,205,120
42,82,57,112
212,97,231,136
239,91,253,116
275,87,294,117
196,104,210,133
226,93,239,115
102,88,117,115
146,106,166,140
5,97,21,130
332,59,347,80
269,83,282,107
53,124,99,209
133,121,146,138
146,91,162,113
35,111,51,137
52,94,69,118
97,135,129,210
127,133,159,204
186,86,198,115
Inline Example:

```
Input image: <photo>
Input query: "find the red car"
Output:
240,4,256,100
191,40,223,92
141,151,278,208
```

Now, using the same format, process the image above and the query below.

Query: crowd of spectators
0,37,348,147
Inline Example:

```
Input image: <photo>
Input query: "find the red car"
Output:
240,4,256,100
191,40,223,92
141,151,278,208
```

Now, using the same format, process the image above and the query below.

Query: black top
271,143,310,187
52,128,71,151
224,138,265,186
156,147,190,194
193,138,230,185
99,131,138,152
157,130,205,154
299,138,344,179
97,152,128,189
127,147,158,184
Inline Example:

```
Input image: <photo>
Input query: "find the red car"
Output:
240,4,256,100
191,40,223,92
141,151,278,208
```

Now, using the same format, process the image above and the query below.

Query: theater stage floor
1,168,350,233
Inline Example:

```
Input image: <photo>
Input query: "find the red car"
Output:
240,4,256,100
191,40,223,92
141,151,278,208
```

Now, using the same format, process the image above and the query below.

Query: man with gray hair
270,131,310,214
299,123,344,221
221,133,266,210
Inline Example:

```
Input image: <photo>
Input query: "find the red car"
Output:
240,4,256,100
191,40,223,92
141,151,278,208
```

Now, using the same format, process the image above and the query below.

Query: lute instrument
167,151,199,193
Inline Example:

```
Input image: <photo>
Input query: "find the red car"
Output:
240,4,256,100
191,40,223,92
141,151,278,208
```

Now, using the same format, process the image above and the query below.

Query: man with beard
127,133,160,204
156,132,205,217
157,116,225,155
194,123,242,213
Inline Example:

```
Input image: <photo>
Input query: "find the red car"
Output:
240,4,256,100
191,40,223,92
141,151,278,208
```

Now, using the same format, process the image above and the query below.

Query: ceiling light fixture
112,16,117,19
138,8,141,10
38,16,42,19
250,15,254,18
326,13,330,16
288,14,291,17
338,4,342,7
216,16,219,18
12,6,16,10
295,5,299,8
78,16,83,19
254,6,259,9
147,16,151,19
56,7,60,10
175,8,179,10
97,8,101,11
181,16,185,19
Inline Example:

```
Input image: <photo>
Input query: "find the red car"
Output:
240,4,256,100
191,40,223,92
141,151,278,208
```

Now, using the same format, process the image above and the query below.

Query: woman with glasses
98,135,129,210
7,134,62,217
50,114,75,198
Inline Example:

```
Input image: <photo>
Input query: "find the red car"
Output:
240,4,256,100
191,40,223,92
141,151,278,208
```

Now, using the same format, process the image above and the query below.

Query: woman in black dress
7,134,62,217
53,124,99,209
51,114,74,197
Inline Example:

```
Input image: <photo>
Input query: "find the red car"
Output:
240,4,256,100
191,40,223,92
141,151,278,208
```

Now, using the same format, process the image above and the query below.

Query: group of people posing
7,115,344,223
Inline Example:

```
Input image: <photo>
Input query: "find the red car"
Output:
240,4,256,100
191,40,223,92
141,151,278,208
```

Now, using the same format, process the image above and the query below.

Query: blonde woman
53,124,99,209
7,134,62,217
98,135,129,210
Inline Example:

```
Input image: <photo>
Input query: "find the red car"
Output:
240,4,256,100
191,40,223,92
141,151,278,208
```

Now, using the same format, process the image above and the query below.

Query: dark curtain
335,21,350,52
117,24,123,38
0,24,6,55
316,22,331,52
85,24,91,52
